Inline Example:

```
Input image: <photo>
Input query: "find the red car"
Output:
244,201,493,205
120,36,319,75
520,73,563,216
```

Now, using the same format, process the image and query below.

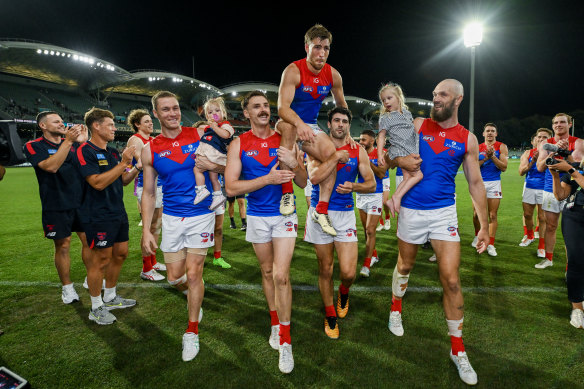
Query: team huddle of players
24,24,584,385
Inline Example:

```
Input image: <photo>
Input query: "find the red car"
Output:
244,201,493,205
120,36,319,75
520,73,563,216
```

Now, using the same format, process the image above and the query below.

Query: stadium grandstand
0,38,433,164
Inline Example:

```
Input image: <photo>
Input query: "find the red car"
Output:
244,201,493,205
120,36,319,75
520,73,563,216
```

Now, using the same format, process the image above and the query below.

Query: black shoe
230,223,237,229
241,224,247,231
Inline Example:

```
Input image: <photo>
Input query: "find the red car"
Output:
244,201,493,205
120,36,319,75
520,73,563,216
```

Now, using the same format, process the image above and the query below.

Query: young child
193,97,234,210
377,83,422,217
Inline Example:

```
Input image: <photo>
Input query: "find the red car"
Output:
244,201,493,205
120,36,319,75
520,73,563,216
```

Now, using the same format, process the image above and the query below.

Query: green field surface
1,161,582,388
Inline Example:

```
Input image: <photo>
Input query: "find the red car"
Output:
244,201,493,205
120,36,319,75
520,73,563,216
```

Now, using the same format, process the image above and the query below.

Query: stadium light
463,22,483,133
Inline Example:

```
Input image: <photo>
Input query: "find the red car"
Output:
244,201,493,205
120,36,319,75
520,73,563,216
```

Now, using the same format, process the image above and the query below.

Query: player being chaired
376,82,422,217
277,23,349,236
193,97,234,210
225,91,308,373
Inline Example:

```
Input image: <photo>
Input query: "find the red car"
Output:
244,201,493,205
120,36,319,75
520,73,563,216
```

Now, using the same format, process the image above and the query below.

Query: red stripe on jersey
76,143,88,165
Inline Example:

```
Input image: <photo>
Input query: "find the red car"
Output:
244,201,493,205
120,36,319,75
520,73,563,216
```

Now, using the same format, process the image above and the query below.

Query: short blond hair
203,96,227,122
84,107,114,130
151,90,178,111
378,83,408,115
304,24,332,45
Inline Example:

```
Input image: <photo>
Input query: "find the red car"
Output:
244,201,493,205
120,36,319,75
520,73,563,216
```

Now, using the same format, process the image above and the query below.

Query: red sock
279,323,291,345
269,310,279,326
282,181,293,195
526,230,534,240
474,229,479,236
186,321,199,334
363,257,371,268
142,255,153,273
385,214,390,221
325,305,337,317
339,284,350,295
391,296,402,313
214,251,221,259
315,201,329,214
545,252,554,262
535,226,540,233
523,226,528,235
450,336,465,355
373,249,378,258
489,237,495,246
538,238,545,250
150,254,158,266
380,218,384,226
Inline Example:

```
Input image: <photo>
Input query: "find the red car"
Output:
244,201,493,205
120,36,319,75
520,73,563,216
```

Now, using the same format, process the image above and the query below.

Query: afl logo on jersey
246,150,258,157
159,150,171,158
423,135,435,142
303,86,314,93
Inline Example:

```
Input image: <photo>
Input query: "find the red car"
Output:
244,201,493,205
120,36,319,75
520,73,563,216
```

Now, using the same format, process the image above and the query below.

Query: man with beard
277,23,348,236
305,107,375,338
225,91,307,373
535,113,583,269
387,79,488,386
24,111,89,304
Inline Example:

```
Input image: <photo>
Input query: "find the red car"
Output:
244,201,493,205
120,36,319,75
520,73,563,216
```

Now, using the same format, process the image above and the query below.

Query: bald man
388,79,488,386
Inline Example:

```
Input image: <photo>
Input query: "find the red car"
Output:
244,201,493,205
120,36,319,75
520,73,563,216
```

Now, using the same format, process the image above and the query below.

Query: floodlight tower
464,22,483,133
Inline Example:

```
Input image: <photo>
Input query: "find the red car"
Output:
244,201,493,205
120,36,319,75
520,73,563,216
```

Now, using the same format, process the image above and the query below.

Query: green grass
0,162,582,388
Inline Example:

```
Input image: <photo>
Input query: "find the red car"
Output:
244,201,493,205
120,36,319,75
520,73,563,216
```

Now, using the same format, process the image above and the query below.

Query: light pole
464,22,483,133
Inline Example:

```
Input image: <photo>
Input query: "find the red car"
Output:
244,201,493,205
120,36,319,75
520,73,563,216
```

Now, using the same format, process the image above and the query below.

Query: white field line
0,280,564,294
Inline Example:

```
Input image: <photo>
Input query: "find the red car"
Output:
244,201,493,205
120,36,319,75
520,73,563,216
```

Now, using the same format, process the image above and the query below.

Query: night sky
1,0,583,126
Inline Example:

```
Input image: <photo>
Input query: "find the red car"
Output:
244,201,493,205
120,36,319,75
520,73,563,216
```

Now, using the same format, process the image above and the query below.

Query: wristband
568,167,576,175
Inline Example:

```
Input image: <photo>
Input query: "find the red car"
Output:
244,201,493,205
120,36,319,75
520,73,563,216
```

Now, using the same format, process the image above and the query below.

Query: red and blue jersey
131,133,151,188
525,148,545,190
357,148,386,193
150,127,212,217
402,119,469,210
290,58,333,125
479,141,503,182
543,136,579,193
311,144,360,211
239,130,289,217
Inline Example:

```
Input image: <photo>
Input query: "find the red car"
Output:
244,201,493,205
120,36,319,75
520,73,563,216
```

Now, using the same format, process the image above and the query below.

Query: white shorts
304,180,313,197
356,193,383,215
304,207,358,244
382,177,390,192
246,214,298,244
484,180,502,199
160,212,215,252
522,185,544,205
397,205,460,244
136,185,163,208
308,123,323,135
395,175,403,190
214,202,225,215
542,191,565,213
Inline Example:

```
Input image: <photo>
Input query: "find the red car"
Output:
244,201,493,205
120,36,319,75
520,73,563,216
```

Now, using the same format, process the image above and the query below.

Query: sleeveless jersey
402,119,469,210
131,133,151,188
290,58,333,124
479,141,503,182
149,127,212,217
311,144,360,211
239,130,289,217
543,136,579,193
525,148,545,190
357,148,386,193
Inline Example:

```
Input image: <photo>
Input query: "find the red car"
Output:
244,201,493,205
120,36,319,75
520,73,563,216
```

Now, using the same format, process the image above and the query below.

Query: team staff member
225,91,307,374
472,123,508,257
77,108,139,325
390,79,489,386
356,129,388,276
141,91,215,362
535,113,583,269
24,111,89,304
126,109,166,281
518,129,552,255
305,107,375,339
549,158,584,329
